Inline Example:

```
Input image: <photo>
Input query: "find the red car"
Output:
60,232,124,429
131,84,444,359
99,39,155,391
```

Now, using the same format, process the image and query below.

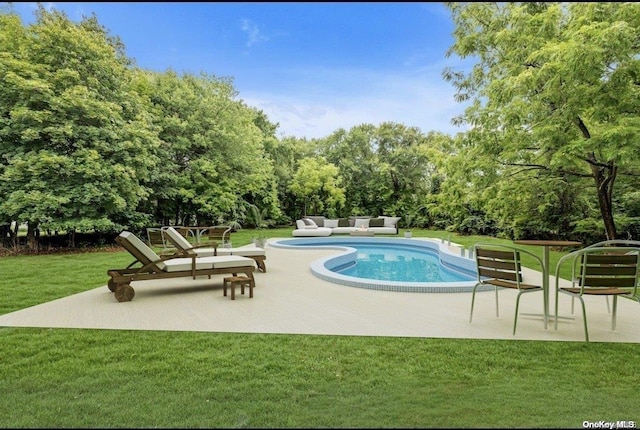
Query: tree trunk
577,117,617,240
589,160,617,240
26,221,40,252
12,222,19,248
0,224,13,248
67,229,76,248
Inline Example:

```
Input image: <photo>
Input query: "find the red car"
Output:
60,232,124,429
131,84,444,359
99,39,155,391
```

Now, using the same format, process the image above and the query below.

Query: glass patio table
513,239,582,327
177,226,211,243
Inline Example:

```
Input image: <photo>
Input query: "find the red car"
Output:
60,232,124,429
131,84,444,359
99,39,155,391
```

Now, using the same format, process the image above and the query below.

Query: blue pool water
271,237,484,293
333,244,472,282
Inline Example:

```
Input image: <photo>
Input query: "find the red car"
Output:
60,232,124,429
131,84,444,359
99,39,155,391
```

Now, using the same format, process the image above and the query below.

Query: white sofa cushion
354,218,370,228
381,216,401,228
331,227,356,234
296,219,318,229
292,227,332,237
369,227,397,234
324,219,339,228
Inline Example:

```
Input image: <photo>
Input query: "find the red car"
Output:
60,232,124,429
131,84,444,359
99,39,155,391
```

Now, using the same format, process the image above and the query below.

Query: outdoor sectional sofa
292,215,400,237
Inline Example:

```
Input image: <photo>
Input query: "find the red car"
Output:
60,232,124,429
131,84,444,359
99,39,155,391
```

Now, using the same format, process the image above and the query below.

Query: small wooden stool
223,275,254,300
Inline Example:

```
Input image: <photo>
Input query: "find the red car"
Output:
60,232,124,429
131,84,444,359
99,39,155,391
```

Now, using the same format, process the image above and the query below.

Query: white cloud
240,18,268,48
240,64,471,139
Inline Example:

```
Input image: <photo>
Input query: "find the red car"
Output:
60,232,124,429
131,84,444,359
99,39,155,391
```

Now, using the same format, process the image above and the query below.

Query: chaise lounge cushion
163,226,266,258
162,255,255,271
216,245,265,257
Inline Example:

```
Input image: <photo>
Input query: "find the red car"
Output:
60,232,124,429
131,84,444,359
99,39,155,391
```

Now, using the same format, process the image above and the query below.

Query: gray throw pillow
369,218,385,227
306,216,325,227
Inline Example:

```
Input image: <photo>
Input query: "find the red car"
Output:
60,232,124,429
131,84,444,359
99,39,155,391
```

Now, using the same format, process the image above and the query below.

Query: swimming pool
271,237,490,293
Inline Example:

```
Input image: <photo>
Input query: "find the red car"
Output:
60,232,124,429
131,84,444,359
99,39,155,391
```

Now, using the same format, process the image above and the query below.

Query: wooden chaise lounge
107,231,256,302
163,226,267,273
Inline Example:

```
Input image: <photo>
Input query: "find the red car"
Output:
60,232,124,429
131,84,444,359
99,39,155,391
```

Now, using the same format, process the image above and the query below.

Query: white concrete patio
0,238,638,343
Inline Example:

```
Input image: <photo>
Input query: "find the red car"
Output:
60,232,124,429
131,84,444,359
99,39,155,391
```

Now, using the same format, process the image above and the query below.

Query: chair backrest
146,228,167,248
585,239,640,249
170,226,193,239
474,245,523,284
118,231,163,268
207,226,233,246
574,247,640,293
163,226,194,251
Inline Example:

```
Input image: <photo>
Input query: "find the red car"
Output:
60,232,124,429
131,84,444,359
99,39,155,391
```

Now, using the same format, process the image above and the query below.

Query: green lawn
1,228,638,428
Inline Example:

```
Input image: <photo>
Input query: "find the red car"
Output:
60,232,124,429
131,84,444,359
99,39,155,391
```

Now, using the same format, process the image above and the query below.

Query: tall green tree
444,2,640,240
320,123,443,221
262,135,316,223
374,123,441,220
0,7,160,248
289,158,345,217
144,70,278,227
320,124,392,216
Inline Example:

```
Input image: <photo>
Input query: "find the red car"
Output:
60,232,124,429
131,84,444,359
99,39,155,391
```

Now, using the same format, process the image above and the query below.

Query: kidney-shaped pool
271,237,490,293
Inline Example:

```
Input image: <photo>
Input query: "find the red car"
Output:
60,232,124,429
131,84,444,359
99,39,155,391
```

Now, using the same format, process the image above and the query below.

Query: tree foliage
262,135,316,222
0,7,160,247
289,157,345,217
444,2,640,240
0,6,283,250
142,69,279,227
319,123,448,223
2,3,639,251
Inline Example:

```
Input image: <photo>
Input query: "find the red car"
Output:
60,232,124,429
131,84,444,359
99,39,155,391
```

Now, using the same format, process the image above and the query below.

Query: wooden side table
223,275,254,300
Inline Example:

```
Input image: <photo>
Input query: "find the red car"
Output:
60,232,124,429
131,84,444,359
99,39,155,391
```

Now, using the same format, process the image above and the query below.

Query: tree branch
500,162,593,179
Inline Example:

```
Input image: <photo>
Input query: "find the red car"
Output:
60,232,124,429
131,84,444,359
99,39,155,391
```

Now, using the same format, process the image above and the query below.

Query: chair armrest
189,242,219,251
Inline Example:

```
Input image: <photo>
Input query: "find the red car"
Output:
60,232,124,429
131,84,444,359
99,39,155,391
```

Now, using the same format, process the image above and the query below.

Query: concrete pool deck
1,238,639,343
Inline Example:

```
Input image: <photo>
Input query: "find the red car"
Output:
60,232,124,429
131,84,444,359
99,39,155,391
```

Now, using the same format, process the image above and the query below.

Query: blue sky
9,2,471,139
